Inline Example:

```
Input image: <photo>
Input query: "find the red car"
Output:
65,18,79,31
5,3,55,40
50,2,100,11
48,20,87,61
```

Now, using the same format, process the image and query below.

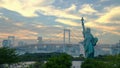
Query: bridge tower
63,29,71,52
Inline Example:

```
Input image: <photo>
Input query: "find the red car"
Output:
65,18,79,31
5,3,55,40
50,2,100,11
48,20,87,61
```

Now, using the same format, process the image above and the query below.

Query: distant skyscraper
37,36,43,44
8,36,15,47
2,39,10,47
119,40,120,45
18,41,25,46
79,42,85,57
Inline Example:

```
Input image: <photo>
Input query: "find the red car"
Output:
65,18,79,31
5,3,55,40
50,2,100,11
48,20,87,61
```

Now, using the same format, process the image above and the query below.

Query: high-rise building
2,39,10,47
37,36,43,44
18,41,26,46
8,36,15,47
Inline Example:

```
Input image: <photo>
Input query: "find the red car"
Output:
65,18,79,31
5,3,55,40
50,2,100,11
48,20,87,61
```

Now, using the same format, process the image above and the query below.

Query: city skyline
0,0,120,44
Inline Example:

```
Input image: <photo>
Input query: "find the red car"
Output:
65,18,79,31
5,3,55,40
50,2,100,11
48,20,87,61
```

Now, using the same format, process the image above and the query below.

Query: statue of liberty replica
81,17,98,58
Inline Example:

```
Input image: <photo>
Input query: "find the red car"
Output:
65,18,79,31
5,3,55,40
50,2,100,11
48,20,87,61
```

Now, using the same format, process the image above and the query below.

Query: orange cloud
0,29,38,39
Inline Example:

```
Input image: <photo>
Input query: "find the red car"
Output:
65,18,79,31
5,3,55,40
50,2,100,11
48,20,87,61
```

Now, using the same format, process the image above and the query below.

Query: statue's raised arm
81,17,85,37
81,17,85,32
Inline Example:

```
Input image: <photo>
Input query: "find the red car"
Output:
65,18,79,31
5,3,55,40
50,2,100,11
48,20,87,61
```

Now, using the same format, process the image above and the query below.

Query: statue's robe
83,31,98,58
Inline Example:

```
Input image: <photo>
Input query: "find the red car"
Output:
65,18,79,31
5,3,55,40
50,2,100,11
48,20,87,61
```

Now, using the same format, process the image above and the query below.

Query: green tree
81,54,120,68
0,47,19,65
44,53,72,68
81,59,112,68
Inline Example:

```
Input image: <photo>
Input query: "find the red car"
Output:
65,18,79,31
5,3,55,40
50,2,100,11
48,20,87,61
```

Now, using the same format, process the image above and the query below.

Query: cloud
79,4,97,15
0,29,38,39
42,29,83,43
0,0,55,17
96,6,120,24
100,0,109,2
53,25,63,28
38,6,80,20
85,22,120,35
55,18,80,26
0,14,9,21
85,22,117,31
14,23,24,27
0,0,81,20
65,4,76,12
15,29,38,35
0,33,13,39
32,24,46,28
82,6,120,36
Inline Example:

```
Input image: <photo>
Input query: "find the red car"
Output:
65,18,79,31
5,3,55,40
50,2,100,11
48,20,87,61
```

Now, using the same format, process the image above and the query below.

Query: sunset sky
0,0,120,44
